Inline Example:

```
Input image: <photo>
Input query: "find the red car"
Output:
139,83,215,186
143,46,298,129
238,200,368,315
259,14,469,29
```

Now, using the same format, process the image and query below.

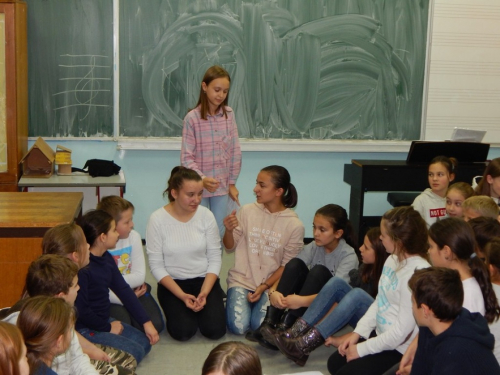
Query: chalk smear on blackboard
120,1,429,140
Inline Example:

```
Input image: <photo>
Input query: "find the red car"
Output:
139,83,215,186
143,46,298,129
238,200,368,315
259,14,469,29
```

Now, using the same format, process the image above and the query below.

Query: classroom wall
36,140,500,239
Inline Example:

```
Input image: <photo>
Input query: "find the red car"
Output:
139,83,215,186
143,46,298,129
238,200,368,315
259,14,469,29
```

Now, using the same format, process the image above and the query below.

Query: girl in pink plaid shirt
181,66,242,237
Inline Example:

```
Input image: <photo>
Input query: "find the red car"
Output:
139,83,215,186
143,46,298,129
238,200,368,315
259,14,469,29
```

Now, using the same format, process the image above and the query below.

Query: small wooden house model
20,137,55,178
55,144,72,175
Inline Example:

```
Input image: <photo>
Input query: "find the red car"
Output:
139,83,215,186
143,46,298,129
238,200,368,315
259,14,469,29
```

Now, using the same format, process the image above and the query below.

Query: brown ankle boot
277,317,311,341
275,326,325,367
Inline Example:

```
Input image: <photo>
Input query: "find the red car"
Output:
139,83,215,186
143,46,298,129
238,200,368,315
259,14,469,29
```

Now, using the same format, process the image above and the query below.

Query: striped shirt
181,106,242,198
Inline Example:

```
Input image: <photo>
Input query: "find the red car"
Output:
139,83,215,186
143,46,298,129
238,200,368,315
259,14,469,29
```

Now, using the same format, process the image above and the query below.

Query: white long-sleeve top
354,254,430,357
146,205,222,281
108,229,145,305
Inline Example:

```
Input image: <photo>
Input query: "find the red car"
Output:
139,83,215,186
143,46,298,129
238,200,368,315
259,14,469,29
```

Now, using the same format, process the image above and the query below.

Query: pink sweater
226,202,304,290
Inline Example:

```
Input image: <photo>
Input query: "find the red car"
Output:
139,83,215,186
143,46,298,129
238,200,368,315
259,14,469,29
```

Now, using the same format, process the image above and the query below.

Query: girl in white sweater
146,166,225,341
328,206,430,375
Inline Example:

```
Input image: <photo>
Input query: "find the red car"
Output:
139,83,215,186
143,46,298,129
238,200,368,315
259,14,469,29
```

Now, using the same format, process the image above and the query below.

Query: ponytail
315,204,356,249
469,254,500,323
261,165,298,208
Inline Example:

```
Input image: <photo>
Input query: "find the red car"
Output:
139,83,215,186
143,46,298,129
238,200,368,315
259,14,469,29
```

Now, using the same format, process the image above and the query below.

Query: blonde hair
446,182,474,200
42,224,88,268
462,196,499,219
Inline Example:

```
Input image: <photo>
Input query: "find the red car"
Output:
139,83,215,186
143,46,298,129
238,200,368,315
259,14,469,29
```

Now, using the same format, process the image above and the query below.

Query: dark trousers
276,258,332,317
157,277,226,341
109,283,165,333
328,347,402,375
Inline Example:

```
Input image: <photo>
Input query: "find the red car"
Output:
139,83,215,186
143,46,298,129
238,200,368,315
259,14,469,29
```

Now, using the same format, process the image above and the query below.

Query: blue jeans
302,277,374,338
78,319,151,363
226,286,269,334
201,195,229,238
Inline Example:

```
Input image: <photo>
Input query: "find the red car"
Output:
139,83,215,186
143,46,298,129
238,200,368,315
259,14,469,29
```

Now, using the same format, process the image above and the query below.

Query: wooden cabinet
0,192,83,307
0,1,27,192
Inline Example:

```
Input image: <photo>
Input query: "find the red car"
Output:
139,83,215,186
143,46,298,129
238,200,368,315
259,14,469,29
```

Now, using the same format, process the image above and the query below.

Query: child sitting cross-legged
408,267,500,375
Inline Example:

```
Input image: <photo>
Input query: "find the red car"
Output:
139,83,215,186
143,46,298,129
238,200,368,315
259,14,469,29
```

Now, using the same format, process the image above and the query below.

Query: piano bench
387,192,421,207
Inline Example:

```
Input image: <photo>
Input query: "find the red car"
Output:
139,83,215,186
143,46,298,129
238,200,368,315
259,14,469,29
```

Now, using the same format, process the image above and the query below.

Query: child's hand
110,321,124,335
223,210,238,231
270,291,287,309
338,332,359,356
203,177,219,193
228,184,240,205
143,321,159,345
134,283,147,298
195,292,207,311
182,293,198,310
282,294,305,310
345,343,359,362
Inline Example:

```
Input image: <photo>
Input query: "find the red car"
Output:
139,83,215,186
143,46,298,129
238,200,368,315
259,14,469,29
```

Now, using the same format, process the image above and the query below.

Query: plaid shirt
181,106,242,198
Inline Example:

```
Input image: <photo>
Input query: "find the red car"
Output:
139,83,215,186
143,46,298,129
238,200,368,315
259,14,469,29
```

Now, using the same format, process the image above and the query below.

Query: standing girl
327,206,430,375
76,210,159,364
0,322,29,375
474,157,500,203
146,166,226,342
181,65,242,237
223,165,305,335
445,182,474,218
272,227,388,366
17,296,74,375
256,204,358,349
412,155,457,227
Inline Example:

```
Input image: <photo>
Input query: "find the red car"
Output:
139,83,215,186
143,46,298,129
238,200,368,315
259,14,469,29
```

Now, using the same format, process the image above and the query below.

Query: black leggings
157,277,226,341
328,347,402,375
276,258,332,317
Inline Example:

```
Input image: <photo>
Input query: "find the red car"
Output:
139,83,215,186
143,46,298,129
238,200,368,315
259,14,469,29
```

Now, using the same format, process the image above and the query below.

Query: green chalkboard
29,0,430,140
27,0,113,137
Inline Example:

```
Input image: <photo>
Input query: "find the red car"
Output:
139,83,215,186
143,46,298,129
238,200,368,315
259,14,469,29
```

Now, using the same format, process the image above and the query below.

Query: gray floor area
137,249,347,375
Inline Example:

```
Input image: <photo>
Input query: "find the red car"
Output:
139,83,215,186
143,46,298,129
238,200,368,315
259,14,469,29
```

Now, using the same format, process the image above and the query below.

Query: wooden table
18,171,126,213
0,192,83,307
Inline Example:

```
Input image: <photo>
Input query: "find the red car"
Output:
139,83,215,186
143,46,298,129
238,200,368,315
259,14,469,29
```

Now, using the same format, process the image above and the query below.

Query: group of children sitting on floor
1,155,500,375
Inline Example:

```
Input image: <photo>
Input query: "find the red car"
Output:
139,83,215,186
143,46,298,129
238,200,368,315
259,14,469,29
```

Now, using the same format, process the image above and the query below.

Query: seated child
1,255,99,375
17,296,75,375
0,321,29,375
76,210,159,363
445,182,474,218
485,238,500,364
468,217,500,260
462,196,499,222
97,196,164,333
412,156,457,227
409,267,500,375
202,341,262,375
474,157,500,204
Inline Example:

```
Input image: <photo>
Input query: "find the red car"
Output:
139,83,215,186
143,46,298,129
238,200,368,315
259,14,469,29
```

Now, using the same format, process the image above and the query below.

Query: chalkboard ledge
116,138,413,153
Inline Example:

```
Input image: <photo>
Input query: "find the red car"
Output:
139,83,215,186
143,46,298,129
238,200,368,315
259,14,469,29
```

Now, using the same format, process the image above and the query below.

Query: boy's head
462,196,499,222
409,267,463,326
25,255,79,306
97,196,134,239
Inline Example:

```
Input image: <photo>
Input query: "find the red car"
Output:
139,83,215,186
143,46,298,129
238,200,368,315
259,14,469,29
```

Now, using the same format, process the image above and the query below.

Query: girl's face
359,235,376,264
427,236,447,267
103,221,120,249
446,188,466,218
487,175,500,199
116,208,134,239
172,179,204,213
380,220,395,254
202,77,230,114
19,343,29,375
253,171,282,206
313,214,341,251
428,162,453,197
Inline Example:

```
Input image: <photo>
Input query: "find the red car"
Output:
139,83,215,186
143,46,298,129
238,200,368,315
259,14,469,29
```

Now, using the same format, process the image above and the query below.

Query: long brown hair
475,158,500,196
17,296,75,374
195,65,231,120
0,322,25,375
429,218,500,323
201,341,262,375
361,227,389,296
